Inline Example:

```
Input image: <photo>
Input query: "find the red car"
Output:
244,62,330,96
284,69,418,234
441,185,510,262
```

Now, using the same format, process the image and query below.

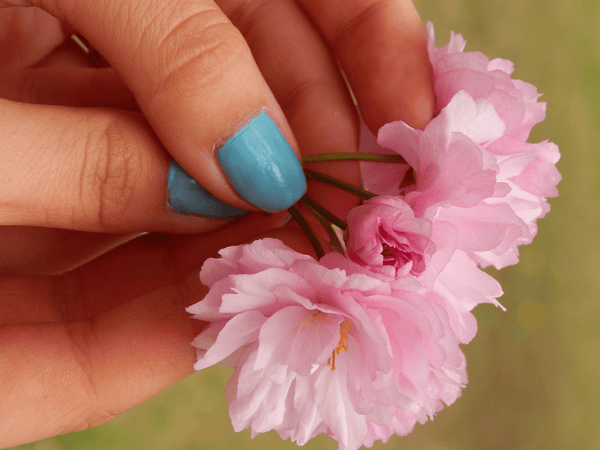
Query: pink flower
188,23,559,450
346,196,435,278
342,194,504,344
381,91,505,216
361,88,559,269
188,238,469,450
360,23,560,269
361,92,530,267
426,21,546,142
425,22,562,266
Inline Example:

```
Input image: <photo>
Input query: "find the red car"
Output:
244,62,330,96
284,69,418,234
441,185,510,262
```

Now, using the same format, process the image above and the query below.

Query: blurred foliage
14,0,599,449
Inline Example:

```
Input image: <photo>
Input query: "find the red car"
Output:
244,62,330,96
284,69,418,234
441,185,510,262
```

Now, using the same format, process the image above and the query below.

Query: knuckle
227,0,277,37
278,76,332,112
81,118,141,230
332,1,388,54
153,8,248,95
62,320,119,431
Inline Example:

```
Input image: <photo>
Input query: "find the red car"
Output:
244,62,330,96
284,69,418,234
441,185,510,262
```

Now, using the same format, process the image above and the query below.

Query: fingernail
167,161,247,218
217,112,307,211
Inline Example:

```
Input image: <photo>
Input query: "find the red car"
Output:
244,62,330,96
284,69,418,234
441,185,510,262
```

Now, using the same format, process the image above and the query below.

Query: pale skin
0,0,434,446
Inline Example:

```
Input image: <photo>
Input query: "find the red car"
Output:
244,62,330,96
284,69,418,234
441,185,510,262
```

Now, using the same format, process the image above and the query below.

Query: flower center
381,243,412,267
326,321,352,372
379,231,426,276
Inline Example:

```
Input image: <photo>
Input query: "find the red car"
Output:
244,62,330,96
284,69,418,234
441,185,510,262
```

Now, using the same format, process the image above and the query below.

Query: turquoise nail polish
167,161,247,218
217,112,306,211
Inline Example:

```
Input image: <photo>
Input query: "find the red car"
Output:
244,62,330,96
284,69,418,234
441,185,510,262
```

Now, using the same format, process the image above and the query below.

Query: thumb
22,0,307,213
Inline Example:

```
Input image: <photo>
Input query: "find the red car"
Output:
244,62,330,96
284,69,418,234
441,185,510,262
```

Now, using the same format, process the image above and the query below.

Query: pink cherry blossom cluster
186,23,560,450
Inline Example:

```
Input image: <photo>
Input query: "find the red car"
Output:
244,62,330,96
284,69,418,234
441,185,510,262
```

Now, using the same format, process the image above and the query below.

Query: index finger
16,0,306,213
295,0,434,131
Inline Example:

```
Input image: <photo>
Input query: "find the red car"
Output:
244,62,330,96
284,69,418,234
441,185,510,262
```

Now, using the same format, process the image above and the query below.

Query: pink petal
193,311,265,370
255,306,343,376
313,362,369,450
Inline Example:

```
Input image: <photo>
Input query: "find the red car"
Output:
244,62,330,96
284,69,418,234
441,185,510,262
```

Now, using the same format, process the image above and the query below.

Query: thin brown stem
304,169,378,200
300,196,347,256
303,153,406,165
300,196,348,231
288,205,325,259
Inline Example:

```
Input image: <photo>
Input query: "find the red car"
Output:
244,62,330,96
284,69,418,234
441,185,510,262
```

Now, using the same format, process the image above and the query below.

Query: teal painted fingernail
217,112,306,211
167,161,247,218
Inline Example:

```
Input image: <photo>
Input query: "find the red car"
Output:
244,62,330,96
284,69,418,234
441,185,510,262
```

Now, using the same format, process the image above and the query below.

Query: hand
0,0,434,446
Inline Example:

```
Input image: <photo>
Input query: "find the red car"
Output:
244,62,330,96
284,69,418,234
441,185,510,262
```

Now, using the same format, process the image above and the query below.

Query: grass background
13,0,599,449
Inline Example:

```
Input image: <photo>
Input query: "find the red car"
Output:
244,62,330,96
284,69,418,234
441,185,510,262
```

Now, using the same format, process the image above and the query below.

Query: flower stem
300,195,348,231
304,169,378,200
303,153,406,164
300,196,346,256
288,205,325,259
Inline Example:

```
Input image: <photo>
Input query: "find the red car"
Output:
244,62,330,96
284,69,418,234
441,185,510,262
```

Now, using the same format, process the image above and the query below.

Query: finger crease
227,0,279,39
63,319,102,414
331,0,392,54
278,76,333,112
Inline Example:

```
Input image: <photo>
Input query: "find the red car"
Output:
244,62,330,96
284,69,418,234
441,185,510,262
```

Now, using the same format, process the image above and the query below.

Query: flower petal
193,311,266,370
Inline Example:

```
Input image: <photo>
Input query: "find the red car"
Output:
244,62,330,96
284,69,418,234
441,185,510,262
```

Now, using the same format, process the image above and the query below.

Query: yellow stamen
326,321,352,371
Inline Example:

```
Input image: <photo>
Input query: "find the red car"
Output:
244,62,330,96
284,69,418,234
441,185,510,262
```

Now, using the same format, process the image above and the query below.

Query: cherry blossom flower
426,21,546,142
361,89,559,269
344,191,505,344
346,196,436,279
360,91,528,268
425,21,561,267
188,22,560,450
188,238,470,450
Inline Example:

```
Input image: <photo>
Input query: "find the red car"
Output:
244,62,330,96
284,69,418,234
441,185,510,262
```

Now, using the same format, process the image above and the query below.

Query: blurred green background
14,0,599,449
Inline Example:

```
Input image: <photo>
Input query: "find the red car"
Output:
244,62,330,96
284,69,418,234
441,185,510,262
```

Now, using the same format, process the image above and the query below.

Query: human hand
0,0,434,446
1,1,311,274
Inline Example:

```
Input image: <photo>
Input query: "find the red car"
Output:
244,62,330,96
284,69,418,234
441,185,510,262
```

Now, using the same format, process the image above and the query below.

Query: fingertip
403,78,436,131
167,160,248,218
359,13,435,132
216,111,307,212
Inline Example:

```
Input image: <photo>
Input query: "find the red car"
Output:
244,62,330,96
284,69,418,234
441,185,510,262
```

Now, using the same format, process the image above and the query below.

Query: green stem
288,205,325,259
304,169,378,200
303,153,406,164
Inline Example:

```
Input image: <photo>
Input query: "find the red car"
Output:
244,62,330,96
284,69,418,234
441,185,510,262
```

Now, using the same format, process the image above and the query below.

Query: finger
0,226,146,275
15,0,307,212
0,286,198,447
0,68,139,109
0,213,286,448
295,0,434,131
0,7,66,70
219,0,361,227
30,33,110,68
0,212,285,326
0,98,249,232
